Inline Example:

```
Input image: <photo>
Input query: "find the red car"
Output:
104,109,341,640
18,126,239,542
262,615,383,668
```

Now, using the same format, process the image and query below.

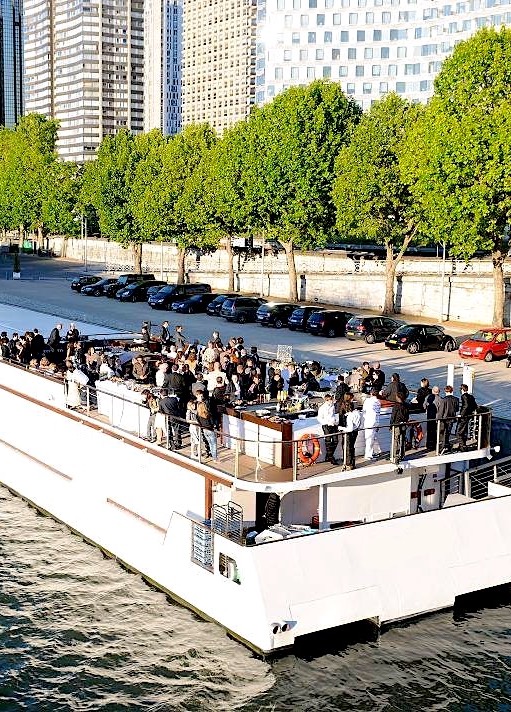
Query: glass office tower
0,0,23,127
256,0,511,110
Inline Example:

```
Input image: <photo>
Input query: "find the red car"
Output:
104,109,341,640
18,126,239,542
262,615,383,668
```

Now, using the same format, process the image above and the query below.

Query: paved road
0,255,509,413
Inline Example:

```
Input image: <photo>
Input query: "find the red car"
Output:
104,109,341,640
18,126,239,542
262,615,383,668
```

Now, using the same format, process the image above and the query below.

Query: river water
1,487,511,711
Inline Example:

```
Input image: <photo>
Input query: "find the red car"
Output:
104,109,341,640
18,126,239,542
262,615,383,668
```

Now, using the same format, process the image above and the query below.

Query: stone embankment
50,236,511,326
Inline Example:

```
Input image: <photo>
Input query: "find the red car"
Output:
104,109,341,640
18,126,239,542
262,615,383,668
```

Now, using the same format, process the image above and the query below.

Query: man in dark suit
158,389,182,449
31,328,46,360
456,384,477,450
437,385,460,453
47,324,62,352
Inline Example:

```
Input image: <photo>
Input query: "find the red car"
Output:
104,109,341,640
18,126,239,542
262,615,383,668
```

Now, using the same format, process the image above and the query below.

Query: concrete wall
50,236,511,325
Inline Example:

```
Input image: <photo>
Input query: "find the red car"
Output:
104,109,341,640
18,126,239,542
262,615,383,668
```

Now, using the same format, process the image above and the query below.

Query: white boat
0,356,509,656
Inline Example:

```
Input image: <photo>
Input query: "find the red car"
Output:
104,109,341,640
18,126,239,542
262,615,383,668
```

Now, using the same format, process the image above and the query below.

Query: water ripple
1,487,511,711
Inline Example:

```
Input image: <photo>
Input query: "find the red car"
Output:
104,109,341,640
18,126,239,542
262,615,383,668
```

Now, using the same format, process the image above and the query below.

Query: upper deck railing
0,355,492,484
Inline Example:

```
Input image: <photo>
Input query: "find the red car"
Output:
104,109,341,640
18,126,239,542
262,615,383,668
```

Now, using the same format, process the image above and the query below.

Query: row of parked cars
71,274,511,360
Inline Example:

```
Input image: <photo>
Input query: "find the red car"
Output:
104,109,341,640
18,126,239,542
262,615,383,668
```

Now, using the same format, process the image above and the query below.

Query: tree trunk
225,235,235,292
37,225,44,243
177,246,186,284
492,250,505,327
282,239,298,302
133,243,142,273
383,245,397,314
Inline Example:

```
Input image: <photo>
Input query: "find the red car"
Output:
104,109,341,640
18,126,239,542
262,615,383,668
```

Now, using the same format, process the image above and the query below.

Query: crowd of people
0,319,479,467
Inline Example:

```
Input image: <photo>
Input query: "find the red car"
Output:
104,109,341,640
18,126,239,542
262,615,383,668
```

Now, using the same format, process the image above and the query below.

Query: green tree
402,27,511,326
42,161,81,237
133,124,216,283
333,93,421,314
82,129,146,271
1,115,59,241
204,121,253,291
242,80,361,301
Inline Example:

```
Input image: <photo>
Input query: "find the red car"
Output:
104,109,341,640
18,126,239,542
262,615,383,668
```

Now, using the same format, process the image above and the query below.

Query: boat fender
298,433,321,466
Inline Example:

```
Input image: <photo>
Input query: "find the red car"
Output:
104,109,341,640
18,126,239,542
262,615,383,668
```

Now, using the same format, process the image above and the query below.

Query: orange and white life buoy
298,433,321,466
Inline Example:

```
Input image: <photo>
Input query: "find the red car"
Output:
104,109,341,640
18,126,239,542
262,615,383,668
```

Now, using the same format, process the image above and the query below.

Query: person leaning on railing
455,384,477,451
390,394,410,462
437,385,460,454
197,395,218,461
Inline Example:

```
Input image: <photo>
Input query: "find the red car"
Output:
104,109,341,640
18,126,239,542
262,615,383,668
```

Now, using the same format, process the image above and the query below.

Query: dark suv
288,306,322,331
104,273,156,298
148,282,211,310
117,280,167,302
256,303,298,328
306,309,353,337
220,296,267,323
346,315,404,344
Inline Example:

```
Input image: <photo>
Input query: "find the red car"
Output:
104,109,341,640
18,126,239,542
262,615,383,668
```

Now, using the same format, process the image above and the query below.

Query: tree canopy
333,93,421,313
241,79,362,299
402,27,511,325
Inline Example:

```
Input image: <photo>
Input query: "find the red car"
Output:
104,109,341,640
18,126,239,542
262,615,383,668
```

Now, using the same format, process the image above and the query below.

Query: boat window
219,553,240,584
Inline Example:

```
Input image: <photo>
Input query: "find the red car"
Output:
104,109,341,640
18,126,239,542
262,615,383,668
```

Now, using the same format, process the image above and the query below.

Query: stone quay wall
51,236,511,326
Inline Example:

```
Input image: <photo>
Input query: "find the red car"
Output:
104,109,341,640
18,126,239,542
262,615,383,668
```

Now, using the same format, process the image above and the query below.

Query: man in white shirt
362,388,382,460
317,393,339,464
338,403,362,470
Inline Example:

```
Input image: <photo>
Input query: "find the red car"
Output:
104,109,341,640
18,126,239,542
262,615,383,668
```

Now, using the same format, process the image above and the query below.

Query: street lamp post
260,235,265,298
82,214,88,272
440,240,446,322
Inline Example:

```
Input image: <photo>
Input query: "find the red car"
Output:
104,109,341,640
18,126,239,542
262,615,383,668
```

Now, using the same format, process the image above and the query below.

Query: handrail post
292,439,298,482
477,413,483,450
86,384,90,414
343,431,348,468
436,419,441,454
234,438,239,481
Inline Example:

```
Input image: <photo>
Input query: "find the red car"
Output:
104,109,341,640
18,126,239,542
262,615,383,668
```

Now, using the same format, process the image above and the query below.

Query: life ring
298,433,321,466
412,422,424,443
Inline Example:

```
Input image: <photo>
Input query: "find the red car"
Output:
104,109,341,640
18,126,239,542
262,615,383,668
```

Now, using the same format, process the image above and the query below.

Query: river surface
1,487,511,712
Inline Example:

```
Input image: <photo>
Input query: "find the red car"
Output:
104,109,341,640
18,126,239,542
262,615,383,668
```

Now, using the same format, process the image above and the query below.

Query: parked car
385,324,456,354
70,275,101,292
287,306,322,331
81,277,118,296
172,293,218,313
306,309,354,337
206,293,237,316
256,302,298,328
458,328,511,362
148,283,212,310
346,315,405,344
146,283,169,299
220,296,267,323
117,280,167,302
104,273,156,298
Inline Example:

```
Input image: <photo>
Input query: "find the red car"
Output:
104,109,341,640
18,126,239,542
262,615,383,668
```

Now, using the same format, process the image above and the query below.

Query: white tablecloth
96,380,149,436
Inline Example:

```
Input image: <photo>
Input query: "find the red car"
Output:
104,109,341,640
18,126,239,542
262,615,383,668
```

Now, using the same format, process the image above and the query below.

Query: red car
458,328,511,361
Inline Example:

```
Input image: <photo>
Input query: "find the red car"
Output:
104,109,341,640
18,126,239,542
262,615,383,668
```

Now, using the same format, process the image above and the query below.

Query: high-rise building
256,0,511,111
23,0,144,161
181,0,257,134
144,0,182,135
0,0,23,127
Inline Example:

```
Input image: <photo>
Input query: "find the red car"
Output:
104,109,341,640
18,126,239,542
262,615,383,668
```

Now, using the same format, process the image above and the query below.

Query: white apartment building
24,0,144,161
256,0,511,110
181,0,257,134
144,0,182,134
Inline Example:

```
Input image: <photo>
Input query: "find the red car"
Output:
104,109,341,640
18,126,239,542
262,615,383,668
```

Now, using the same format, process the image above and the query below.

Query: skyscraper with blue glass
0,0,23,128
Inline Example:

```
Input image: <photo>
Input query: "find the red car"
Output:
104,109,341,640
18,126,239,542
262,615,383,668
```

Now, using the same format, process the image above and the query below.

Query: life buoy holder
298,433,321,466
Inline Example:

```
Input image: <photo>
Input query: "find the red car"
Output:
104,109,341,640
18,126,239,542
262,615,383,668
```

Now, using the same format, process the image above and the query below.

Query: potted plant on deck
12,251,21,279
